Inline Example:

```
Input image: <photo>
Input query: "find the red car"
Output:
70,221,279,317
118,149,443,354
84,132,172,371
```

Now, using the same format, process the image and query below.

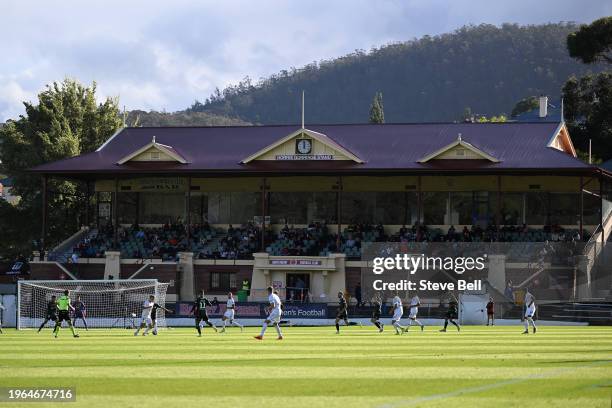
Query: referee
53,290,79,338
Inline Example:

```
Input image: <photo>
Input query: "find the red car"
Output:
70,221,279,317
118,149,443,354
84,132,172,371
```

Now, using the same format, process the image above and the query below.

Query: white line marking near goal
376,359,612,408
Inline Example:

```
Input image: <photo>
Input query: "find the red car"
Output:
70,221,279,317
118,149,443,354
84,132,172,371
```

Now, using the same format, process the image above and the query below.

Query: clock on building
296,139,312,154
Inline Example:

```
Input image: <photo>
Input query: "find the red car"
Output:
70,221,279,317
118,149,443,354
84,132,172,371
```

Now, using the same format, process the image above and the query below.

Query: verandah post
261,177,267,251
113,177,119,249
41,174,48,258
336,176,343,248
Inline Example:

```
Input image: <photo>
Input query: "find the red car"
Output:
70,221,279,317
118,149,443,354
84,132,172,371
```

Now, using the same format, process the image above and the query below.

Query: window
150,151,160,160
526,193,548,225
584,193,600,225
139,193,185,224
375,192,407,224
549,193,578,225
342,192,376,224
269,192,336,225
229,192,260,224
423,192,447,225
189,192,208,224
450,192,473,224
117,192,138,224
210,272,237,291
501,193,523,225
269,192,309,224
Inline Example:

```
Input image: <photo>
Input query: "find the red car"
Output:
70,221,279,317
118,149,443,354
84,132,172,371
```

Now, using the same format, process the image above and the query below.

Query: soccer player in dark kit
38,295,57,332
440,293,460,332
190,289,218,336
151,301,172,335
486,297,495,326
72,295,89,331
335,291,350,334
371,294,384,332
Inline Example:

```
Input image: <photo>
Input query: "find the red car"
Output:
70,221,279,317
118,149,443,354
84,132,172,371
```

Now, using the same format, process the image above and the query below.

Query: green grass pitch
1,326,611,407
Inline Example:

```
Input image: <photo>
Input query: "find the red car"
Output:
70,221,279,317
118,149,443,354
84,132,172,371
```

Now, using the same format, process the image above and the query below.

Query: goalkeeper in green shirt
53,290,79,338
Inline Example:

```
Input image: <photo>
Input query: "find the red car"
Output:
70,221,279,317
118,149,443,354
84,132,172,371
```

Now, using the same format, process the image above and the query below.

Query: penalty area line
376,359,612,408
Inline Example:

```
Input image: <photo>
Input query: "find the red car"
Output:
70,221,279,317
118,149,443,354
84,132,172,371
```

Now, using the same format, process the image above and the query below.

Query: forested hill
194,23,606,124
125,110,250,127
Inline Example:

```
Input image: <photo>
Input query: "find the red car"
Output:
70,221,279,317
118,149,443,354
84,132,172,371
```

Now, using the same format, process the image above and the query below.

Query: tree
461,107,473,122
562,72,612,161
125,110,250,127
567,17,612,64
369,92,385,124
0,79,122,258
476,114,507,123
511,96,539,117
562,18,612,162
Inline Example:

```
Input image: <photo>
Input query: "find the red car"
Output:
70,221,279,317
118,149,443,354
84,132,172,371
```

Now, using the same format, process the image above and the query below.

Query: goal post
17,279,169,330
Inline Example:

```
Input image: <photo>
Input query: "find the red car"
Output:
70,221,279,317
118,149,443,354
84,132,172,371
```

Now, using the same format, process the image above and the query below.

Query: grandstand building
25,120,612,308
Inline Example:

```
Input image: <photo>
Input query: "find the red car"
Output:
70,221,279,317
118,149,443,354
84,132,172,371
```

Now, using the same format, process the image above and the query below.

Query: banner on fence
173,301,327,319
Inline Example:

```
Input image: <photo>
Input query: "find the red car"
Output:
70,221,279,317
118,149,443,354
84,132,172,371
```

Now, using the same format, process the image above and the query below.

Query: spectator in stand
462,226,470,241
447,225,456,240
415,227,422,241
473,224,483,239
345,234,356,248
66,219,584,262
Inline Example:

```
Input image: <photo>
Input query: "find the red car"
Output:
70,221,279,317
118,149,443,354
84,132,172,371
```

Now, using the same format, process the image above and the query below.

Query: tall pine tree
369,92,385,124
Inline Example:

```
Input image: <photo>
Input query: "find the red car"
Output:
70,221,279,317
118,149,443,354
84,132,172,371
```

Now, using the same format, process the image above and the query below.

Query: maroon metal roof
30,122,595,176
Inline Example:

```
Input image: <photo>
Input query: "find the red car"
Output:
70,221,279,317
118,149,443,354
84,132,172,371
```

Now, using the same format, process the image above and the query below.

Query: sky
0,0,611,121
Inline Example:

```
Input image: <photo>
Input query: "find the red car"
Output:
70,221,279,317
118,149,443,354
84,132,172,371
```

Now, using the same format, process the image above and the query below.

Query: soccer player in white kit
134,295,155,336
254,286,283,340
391,293,407,335
406,294,425,332
522,290,537,334
220,292,244,332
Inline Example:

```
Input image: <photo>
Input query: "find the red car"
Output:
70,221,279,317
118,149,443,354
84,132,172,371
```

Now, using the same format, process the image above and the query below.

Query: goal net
17,280,169,330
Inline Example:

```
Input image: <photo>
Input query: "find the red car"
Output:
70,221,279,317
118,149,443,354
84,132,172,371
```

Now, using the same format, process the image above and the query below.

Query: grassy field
0,325,611,407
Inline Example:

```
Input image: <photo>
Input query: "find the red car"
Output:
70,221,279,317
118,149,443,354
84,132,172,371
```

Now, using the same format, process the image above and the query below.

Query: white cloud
0,79,35,120
0,0,611,121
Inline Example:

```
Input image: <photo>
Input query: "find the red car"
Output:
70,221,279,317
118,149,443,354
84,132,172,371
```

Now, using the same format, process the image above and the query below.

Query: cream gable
116,136,188,165
128,146,175,162
418,135,500,163
241,128,364,164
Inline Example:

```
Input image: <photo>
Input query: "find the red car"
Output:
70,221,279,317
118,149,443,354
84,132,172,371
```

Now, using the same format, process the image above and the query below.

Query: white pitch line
376,359,612,408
